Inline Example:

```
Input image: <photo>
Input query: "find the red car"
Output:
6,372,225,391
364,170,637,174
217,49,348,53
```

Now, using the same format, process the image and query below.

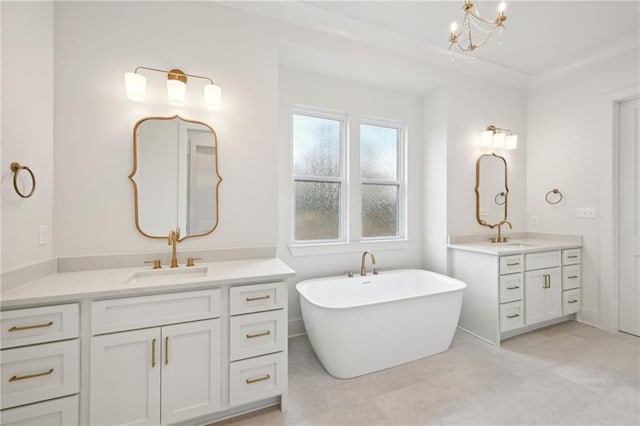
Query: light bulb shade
204,84,222,110
124,72,146,101
505,134,518,150
493,132,506,148
167,79,186,106
480,130,494,146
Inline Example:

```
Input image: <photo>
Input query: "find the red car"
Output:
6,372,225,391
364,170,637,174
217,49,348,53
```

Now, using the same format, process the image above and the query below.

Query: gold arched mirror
129,115,222,241
475,153,508,228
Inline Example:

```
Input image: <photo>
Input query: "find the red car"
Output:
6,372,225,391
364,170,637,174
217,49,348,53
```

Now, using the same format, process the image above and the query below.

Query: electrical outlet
576,207,596,219
39,225,48,245
531,215,539,225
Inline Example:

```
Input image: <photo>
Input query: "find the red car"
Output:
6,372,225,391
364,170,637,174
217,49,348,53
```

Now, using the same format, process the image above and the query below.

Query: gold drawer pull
246,374,270,384
9,368,54,382
506,286,520,290
9,321,53,332
246,330,271,339
568,300,579,304
568,275,579,279
246,294,270,302
567,255,578,259
506,313,520,319
506,262,520,266
165,337,169,366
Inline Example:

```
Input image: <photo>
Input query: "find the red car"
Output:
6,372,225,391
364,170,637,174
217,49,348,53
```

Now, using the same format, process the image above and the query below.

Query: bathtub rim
296,268,466,310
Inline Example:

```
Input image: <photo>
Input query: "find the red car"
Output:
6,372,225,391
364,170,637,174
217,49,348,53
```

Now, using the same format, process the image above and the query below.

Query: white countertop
447,238,582,255
0,258,295,309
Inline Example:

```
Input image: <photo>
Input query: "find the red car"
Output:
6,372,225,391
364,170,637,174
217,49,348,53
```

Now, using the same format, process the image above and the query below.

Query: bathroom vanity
0,258,294,425
448,236,582,345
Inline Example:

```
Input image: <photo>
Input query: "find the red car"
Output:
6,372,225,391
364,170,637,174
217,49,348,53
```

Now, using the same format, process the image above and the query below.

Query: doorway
618,97,639,336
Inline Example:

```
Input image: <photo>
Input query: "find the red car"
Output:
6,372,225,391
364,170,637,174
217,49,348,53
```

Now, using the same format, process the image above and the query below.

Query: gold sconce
124,66,222,110
480,125,518,150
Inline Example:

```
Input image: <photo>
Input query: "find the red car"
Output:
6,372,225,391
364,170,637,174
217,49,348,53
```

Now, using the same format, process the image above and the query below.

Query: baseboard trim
288,317,306,337
577,308,601,328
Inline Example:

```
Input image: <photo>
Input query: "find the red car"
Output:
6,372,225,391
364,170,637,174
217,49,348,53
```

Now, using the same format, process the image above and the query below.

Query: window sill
288,239,410,257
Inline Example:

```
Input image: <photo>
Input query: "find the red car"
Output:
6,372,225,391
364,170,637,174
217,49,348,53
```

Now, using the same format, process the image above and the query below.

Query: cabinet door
525,267,562,325
544,268,562,319
161,319,221,425
90,328,161,426
525,270,546,325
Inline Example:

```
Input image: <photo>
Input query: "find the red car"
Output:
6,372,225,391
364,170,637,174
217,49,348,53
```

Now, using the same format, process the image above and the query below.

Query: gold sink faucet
360,251,376,276
490,220,512,243
168,227,180,268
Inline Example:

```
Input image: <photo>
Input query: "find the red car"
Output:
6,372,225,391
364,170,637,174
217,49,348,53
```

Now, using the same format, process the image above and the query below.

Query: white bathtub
296,269,466,379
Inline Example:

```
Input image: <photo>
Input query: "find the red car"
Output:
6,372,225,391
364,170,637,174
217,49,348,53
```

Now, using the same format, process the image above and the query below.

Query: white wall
53,2,280,257
1,2,54,274
527,50,640,329
277,67,425,329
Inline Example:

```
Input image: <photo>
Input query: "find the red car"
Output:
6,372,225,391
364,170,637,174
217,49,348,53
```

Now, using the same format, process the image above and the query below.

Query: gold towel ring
545,188,562,205
10,162,36,198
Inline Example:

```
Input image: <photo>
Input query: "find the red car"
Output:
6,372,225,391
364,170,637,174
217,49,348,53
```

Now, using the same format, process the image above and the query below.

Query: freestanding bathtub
296,269,466,379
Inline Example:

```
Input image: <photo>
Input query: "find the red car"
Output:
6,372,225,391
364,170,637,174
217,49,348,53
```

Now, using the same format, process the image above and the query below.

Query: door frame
600,85,640,332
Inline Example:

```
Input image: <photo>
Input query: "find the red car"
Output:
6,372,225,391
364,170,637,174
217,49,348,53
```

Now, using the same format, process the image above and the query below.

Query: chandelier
448,1,507,53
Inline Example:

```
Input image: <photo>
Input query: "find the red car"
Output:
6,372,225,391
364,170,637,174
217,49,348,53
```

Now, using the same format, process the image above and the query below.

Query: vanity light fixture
480,125,517,150
448,1,507,54
124,66,222,110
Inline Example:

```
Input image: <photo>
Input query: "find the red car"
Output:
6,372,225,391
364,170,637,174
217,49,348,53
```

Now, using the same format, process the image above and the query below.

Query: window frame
359,118,406,241
290,107,348,245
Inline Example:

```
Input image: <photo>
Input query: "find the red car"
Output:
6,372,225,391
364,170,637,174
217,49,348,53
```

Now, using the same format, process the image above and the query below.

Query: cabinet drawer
499,300,524,333
499,273,523,303
525,251,561,271
562,265,581,290
230,282,285,315
1,339,79,409
563,249,581,265
229,352,286,407
0,394,79,426
230,309,286,361
1,304,79,349
92,288,221,335
500,255,523,275
563,289,581,315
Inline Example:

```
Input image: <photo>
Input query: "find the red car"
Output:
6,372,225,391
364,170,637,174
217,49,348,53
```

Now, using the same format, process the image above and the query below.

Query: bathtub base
301,291,462,379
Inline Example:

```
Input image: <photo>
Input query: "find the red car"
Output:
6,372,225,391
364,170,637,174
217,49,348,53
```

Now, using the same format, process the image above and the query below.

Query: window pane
360,124,398,180
362,184,398,238
295,181,340,241
293,114,341,177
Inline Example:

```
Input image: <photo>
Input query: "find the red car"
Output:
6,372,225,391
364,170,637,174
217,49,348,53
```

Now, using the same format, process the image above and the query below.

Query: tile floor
223,321,639,425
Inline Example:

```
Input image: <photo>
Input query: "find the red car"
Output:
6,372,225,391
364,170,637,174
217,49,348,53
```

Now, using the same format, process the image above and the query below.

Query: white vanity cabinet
449,240,582,346
0,304,80,425
90,289,222,426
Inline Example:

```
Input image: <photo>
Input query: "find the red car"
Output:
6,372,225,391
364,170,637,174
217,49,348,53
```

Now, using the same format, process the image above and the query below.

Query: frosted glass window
362,184,398,238
361,124,398,180
293,114,340,178
292,110,345,242
295,181,340,241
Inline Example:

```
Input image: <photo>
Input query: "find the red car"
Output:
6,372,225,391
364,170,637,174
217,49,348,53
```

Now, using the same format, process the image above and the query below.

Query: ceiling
224,1,639,84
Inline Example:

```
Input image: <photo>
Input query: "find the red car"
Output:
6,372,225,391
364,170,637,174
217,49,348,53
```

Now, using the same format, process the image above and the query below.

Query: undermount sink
122,266,209,285
502,242,537,247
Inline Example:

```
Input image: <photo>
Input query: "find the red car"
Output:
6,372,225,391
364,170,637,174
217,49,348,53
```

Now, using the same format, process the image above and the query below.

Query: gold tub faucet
360,251,376,276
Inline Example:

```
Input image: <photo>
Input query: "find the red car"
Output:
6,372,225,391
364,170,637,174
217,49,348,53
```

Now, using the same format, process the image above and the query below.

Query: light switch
39,225,48,245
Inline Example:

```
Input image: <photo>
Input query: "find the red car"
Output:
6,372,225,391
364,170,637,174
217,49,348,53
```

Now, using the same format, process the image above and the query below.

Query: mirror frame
129,114,222,242
475,152,509,229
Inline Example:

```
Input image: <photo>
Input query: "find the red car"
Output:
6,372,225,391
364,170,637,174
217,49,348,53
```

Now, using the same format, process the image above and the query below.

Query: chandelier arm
467,5,500,26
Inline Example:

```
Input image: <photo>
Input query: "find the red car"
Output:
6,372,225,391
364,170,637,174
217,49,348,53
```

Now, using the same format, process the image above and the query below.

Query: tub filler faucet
360,251,376,276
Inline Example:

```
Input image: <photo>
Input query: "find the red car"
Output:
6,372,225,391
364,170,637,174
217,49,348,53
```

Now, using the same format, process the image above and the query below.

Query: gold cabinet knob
145,259,162,269
186,257,202,267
